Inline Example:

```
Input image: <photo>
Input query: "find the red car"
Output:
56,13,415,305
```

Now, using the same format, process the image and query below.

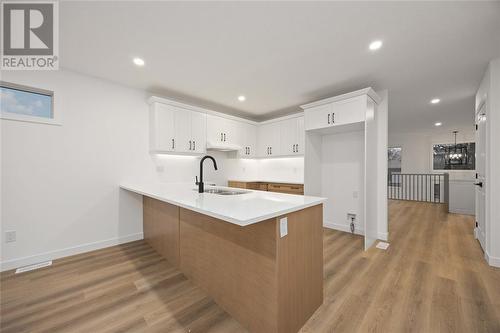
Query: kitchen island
121,182,326,333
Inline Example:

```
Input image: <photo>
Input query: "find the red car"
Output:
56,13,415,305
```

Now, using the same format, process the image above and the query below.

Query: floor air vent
376,242,390,250
15,261,52,274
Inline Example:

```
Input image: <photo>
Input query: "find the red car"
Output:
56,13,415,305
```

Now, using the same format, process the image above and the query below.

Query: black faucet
196,155,218,193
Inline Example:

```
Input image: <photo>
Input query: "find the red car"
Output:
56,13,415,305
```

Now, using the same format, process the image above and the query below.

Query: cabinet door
246,124,257,157
191,111,207,154
296,116,305,154
268,122,281,156
304,103,334,130
280,118,297,156
331,95,366,125
224,118,239,144
174,107,191,153
258,123,272,157
207,114,224,144
151,103,175,152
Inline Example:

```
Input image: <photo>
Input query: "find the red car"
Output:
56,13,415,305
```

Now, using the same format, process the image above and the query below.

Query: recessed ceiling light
435,122,442,127
369,40,383,51
133,58,145,66
238,95,246,102
431,98,441,104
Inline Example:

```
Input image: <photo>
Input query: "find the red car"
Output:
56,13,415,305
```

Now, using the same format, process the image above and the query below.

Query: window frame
0,81,60,126
430,141,476,172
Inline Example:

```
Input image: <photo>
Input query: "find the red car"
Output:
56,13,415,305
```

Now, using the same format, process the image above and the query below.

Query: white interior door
475,103,487,251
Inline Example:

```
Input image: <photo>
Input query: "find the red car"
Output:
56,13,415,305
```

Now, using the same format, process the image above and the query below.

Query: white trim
485,251,500,268
258,112,304,125
449,208,474,215
148,96,258,125
323,221,364,236
377,232,388,241
0,232,143,272
300,87,381,109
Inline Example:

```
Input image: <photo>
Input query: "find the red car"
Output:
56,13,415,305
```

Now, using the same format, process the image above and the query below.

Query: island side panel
179,208,279,333
143,197,180,267
277,204,324,333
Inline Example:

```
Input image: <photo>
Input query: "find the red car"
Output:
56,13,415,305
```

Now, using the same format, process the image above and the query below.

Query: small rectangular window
1,81,57,125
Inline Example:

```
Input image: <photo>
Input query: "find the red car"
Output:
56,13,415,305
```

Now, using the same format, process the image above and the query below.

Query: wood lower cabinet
228,181,303,195
142,196,323,333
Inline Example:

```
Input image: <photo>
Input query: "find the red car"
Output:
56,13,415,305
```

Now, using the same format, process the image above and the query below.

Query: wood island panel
277,204,323,333
143,196,323,333
143,197,180,267
228,181,303,195
179,208,279,332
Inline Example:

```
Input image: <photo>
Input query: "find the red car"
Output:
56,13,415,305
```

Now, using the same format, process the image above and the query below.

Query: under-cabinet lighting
238,95,246,102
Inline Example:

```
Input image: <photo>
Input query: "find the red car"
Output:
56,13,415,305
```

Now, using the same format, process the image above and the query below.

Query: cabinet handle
332,113,335,124
221,133,223,141
270,147,272,155
189,140,192,150
193,140,196,151
292,144,295,153
224,133,226,141
328,113,330,124
172,138,175,149
248,147,250,155
296,144,299,153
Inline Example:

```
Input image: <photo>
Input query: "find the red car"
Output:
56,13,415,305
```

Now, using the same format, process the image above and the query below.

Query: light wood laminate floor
2,200,500,332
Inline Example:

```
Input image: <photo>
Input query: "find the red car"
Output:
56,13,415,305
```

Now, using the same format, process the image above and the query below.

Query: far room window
433,142,475,170
388,147,402,186
0,82,57,125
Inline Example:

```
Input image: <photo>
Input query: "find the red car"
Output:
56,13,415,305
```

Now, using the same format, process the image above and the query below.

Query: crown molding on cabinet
148,96,258,125
300,87,381,110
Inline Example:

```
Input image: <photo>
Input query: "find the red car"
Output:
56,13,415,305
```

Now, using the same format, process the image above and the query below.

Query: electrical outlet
347,213,356,222
5,231,16,243
280,217,288,238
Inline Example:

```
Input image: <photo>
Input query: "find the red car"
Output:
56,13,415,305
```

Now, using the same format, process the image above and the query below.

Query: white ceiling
60,1,500,134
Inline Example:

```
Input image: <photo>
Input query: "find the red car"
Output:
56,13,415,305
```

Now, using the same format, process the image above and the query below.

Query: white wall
321,130,365,233
0,69,303,271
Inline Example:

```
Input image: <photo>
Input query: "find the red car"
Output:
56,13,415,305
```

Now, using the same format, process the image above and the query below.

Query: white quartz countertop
120,181,325,226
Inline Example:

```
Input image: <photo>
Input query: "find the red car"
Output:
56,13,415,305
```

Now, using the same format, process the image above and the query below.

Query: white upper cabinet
150,101,206,154
150,102,176,152
302,88,380,131
258,122,281,157
237,122,257,158
206,114,239,146
279,116,304,156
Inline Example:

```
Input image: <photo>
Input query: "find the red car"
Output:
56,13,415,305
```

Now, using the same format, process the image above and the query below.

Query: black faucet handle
195,176,199,185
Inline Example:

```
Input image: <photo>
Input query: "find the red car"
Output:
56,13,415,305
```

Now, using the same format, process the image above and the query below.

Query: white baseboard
323,221,364,236
485,251,500,268
449,208,474,215
0,232,143,272
377,232,389,241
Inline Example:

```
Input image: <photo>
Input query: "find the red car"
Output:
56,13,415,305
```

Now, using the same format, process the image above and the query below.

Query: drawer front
267,183,304,195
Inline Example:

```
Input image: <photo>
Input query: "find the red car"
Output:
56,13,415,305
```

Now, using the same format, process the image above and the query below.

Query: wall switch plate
280,217,288,238
5,231,16,243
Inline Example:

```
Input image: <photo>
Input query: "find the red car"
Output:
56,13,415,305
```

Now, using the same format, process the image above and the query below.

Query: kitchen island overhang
121,182,326,333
